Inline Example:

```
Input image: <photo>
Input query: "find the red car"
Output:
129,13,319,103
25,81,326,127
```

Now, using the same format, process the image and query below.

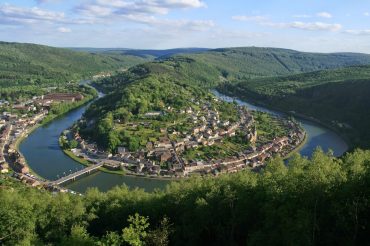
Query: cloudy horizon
1,0,370,53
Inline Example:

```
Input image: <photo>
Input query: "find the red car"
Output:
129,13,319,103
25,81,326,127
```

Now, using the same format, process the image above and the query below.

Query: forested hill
89,49,370,148
218,65,370,148
0,41,148,87
186,47,370,79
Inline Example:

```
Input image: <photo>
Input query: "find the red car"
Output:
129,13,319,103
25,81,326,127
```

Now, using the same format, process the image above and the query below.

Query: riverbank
15,93,96,180
283,132,308,160
18,84,348,192
215,89,351,153
59,136,181,181
41,94,96,125
13,123,44,179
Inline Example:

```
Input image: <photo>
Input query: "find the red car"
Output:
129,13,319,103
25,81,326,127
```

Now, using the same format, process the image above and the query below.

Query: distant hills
218,65,370,148
2,41,370,146
69,47,209,59
185,47,370,79
88,47,370,148
3,41,370,88
0,42,148,87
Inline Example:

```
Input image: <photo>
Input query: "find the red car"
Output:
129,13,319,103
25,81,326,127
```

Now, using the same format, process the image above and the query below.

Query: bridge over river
50,162,103,186
19,89,348,193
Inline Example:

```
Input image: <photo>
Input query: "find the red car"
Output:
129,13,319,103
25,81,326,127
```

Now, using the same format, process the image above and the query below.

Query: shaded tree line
1,148,369,245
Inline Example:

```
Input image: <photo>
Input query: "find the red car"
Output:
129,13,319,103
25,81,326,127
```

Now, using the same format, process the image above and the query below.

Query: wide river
19,90,348,193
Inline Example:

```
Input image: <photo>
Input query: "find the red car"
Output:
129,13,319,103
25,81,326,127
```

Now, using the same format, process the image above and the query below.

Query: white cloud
35,0,61,4
123,14,214,30
57,27,71,33
293,14,311,18
317,12,332,18
77,5,113,17
288,21,341,31
74,0,211,30
157,0,206,8
345,29,370,35
77,0,206,17
232,15,267,22
233,15,341,32
0,3,65,24
364,12,370,16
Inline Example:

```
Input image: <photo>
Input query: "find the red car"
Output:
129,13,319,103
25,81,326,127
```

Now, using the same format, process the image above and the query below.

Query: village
0,92,85,190
0,89,306,191
68,97,306,179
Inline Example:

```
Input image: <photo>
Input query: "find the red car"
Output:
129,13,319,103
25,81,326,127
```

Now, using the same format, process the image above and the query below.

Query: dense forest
85,49,370,150
80,57,220,152
0,42,149,101
186,47,370,79
218,65,370,148
1,149,369,245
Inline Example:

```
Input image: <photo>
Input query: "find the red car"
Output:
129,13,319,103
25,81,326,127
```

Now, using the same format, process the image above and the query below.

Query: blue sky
1,0,370,52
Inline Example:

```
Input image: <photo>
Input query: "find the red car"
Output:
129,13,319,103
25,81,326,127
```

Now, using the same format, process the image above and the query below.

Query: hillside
89,49,370,149
218,65,370,148
1,148,370,245
91,56,221,93
186,47,370,79
81,57,222,151
0,42,148,88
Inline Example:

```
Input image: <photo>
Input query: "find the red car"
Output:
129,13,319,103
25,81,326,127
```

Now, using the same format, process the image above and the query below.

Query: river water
19,90,348,193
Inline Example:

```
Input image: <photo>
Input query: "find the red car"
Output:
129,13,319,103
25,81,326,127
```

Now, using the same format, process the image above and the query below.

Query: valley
0,42,369,245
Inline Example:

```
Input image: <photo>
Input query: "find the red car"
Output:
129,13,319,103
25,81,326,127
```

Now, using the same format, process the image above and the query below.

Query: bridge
50,162,103,186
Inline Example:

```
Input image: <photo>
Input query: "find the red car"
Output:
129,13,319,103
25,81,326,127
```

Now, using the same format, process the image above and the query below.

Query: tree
128,137,140,152
60,225,95,246
146,217,173,246
69,139,79,149
122,214,150,246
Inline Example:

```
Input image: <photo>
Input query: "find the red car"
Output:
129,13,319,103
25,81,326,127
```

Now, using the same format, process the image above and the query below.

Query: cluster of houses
43,93,84,103
92,72,112,80
0,109,49,185
11,93,84,112
70,97,305,178
0,92,84,187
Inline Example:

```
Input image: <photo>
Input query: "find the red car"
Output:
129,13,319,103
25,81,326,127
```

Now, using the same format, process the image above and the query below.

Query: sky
1,0,370,53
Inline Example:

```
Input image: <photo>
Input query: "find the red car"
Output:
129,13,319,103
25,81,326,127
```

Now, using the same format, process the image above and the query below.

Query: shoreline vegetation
17,80,329,185
59,142,180,181
60,84,307,181
216,88,351,150
18,76,311,183
59,132,309,180
15,86,97,180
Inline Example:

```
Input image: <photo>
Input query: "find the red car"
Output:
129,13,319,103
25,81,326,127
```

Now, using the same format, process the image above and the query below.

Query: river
19,90,348,193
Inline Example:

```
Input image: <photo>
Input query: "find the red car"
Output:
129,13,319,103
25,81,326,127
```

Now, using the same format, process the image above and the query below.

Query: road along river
19,90,348,193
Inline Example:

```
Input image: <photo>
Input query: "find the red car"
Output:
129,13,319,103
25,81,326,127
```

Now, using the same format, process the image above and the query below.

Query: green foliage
69,139,79,149
1,148,370,245
122,214,150,246
186,47,370,80
60,225,95,246
219,65,370,148
41,86,96,125
0,41,146,87
0,41,149,102
84,48,370,151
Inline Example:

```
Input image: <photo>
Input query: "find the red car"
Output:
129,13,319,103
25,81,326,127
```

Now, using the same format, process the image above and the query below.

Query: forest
217,65,370,148
82,51,370,152
0,42,149,102
1,148,369,245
